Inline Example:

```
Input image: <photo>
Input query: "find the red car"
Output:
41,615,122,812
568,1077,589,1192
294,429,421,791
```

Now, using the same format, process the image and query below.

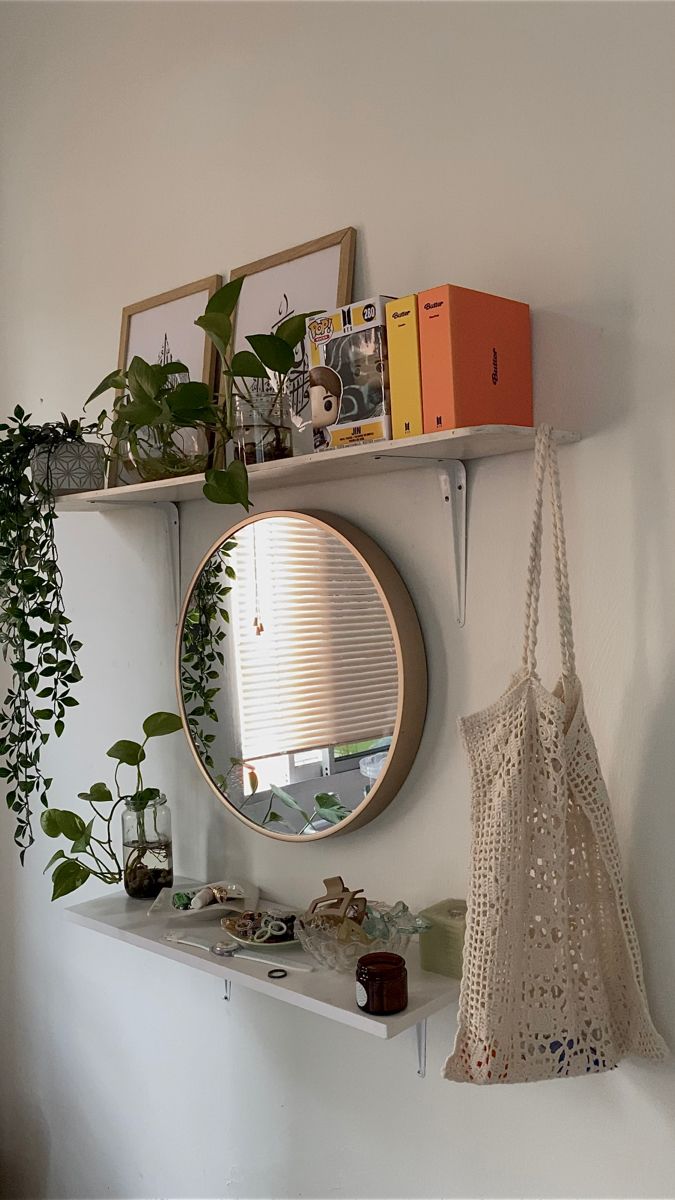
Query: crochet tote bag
443,426,666,1084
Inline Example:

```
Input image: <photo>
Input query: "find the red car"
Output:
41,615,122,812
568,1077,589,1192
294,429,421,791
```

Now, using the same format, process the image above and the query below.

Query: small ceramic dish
219,926,302,951
220,910,300,949
149,880,259,918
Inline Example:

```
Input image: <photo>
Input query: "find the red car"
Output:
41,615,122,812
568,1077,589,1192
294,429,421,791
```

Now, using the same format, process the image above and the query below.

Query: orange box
417,284,532,433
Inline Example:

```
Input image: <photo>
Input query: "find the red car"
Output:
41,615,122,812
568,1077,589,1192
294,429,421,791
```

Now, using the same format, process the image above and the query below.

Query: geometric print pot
31,441,105,495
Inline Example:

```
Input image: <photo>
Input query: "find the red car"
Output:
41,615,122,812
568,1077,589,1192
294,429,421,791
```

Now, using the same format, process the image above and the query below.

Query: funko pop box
306,297,393,451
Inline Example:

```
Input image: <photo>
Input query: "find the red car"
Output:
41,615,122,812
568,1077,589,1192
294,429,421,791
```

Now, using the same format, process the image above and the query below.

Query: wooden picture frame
229,226,356,301
108,274,222,487
227,228,357,455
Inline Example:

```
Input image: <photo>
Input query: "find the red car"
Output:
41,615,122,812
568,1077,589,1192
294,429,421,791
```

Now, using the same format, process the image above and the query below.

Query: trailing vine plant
0,408,92,860
180,540,236,783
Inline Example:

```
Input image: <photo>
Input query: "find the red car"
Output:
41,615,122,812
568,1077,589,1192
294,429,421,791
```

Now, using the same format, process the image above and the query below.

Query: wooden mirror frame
176,510,427,841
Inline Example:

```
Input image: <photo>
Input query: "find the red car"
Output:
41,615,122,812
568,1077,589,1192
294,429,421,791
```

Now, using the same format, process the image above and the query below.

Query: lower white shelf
65,887,459,1043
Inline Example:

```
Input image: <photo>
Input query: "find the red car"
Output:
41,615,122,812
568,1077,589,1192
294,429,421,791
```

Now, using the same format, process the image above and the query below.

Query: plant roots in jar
123,839,173,899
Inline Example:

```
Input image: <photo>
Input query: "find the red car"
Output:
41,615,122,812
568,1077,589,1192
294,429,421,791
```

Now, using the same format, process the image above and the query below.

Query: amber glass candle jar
355,952,408,1015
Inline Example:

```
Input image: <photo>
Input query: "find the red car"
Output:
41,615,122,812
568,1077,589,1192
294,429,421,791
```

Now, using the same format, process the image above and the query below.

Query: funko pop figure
309,365,342,450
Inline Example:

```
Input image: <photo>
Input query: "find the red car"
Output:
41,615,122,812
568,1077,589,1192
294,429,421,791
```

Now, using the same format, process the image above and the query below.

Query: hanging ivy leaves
0,408,90,861
180,542,234,771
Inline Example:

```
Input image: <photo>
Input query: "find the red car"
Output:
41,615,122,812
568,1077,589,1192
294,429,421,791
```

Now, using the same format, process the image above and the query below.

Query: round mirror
176,511,426,841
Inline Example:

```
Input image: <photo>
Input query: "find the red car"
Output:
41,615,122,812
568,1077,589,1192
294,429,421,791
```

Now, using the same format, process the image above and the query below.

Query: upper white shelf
65,886,458,1043
56,425,579,511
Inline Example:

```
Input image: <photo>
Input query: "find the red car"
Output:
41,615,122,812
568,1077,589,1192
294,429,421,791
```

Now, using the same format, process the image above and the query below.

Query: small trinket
221,910,296,944
355,952,408,1015
306,876,367,924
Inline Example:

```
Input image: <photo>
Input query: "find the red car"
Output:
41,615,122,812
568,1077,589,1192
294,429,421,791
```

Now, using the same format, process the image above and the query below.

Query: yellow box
385,295,423,439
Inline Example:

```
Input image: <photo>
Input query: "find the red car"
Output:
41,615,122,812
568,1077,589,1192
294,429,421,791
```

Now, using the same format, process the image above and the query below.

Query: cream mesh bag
443,426,666,1084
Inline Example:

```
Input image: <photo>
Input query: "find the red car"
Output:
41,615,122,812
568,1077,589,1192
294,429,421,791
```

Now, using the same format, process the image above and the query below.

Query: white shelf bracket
416,1019,428,1078
65,498,182,624
374,450,467,625
153,502,180,625
222,979,232,1002
438,460,466,627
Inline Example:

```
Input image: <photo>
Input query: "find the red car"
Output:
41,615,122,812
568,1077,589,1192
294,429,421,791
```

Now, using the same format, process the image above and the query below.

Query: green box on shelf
419,898,466,979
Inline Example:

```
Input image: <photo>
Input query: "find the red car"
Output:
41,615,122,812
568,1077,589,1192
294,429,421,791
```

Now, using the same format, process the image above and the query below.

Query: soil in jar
123,839,173,899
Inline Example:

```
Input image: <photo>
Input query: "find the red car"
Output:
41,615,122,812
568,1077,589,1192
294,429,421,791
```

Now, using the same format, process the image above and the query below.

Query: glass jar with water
121,792,173,899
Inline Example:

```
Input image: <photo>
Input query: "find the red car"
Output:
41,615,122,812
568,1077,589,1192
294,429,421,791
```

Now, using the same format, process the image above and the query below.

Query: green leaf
269,783,310,822
142,712,182,739
229,351,269,380
154,361,189,380
136,787,160,805
202,460,250,509
204,276,244,317
245,334,294,375
89,782,113,804
274,311,319,349
118,397,163,429
86,369,128,406
195,313,232,361
106,739,146,766
56,810,86,840
71,818,94,854
51,859,89,901
43,849,66,874
40,808,62,838
166,382,212,422
127,356,162,404
313,792,344,810
313,793,350,824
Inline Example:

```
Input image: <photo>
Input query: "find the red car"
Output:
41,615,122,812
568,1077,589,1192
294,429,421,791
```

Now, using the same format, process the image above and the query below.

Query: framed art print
109,274,221,486
229,228,356,452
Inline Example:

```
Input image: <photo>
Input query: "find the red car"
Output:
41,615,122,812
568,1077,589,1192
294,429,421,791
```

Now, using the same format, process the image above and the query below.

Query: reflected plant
180,541,236,775
41,711,182,900
255,783,350,834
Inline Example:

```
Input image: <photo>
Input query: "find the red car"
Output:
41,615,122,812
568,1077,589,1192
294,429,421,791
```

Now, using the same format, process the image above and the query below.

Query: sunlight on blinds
230,517,398,760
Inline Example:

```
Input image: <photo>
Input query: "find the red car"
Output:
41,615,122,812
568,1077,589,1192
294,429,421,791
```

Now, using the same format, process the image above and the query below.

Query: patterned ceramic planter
31,441,105,495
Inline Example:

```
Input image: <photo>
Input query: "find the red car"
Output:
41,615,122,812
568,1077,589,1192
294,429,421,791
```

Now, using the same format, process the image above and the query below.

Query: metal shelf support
438,461,466,627
376,452,467,625
416,1019,428,1078
60,499,181,624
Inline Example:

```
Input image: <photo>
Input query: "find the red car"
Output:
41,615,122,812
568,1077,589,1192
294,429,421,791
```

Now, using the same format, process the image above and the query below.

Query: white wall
1,3,674,1197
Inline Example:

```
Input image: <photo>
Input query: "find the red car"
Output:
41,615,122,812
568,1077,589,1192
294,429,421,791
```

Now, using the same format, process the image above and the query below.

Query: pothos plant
0,408,95,861
195,276,318,461
252,783,351,835
86,355,251,509
41,710,182,900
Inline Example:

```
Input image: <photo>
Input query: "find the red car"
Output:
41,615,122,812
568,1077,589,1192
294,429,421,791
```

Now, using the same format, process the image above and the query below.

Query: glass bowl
296,902,429,973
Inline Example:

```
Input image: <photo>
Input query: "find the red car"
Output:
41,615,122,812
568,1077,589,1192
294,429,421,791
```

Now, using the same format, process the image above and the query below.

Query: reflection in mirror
179,515,399,837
